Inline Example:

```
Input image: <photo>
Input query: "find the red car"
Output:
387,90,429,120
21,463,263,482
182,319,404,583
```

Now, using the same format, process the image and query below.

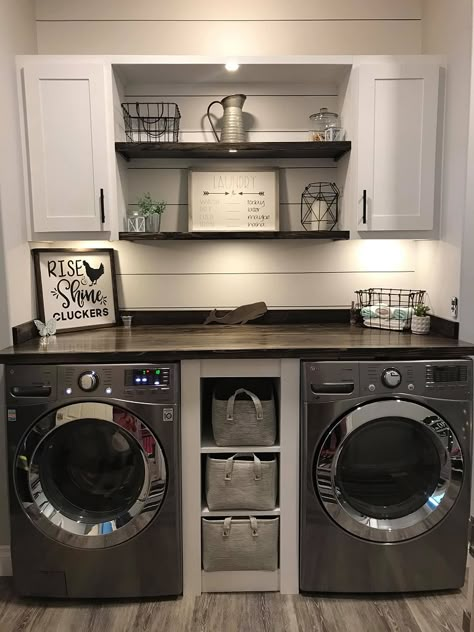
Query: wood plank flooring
0,579,466,632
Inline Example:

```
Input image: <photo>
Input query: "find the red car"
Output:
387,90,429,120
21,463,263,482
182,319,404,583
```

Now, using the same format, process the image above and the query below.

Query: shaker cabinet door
22,63,111,233
356,63,440,232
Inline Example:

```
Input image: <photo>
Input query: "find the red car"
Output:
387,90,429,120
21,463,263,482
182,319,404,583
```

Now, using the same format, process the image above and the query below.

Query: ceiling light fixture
225,62,240,72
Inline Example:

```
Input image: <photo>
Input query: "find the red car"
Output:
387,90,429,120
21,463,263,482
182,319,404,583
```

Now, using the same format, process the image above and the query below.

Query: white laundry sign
189,169,279,231
32,249,119,332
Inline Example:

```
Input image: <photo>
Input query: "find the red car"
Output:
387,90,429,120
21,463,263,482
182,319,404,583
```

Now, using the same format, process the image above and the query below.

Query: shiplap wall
33,75,417,312
30,0,422,311
31,238,416,311
35,0,422,55
109,76,414,311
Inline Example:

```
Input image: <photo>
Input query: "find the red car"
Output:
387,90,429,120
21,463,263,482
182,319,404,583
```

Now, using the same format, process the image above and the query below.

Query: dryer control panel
303,360,472,401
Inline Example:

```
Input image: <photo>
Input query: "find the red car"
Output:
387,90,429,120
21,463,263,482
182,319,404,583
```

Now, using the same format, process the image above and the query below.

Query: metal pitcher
206,94,247,142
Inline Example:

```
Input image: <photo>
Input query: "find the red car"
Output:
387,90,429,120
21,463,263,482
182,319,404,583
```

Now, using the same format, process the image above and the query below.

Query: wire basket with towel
355,288,426,331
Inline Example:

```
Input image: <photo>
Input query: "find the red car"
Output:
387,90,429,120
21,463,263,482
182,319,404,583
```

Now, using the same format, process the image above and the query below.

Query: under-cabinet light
225,62,240,72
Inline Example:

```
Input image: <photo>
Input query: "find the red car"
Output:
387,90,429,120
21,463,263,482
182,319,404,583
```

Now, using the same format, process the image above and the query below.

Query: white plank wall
110,79,416,310
32,238,416,310
30,0,423,312
32,75,418,312
35,0,422,55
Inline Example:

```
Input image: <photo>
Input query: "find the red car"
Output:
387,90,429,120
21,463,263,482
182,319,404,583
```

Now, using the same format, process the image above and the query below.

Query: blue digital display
131,368,169,387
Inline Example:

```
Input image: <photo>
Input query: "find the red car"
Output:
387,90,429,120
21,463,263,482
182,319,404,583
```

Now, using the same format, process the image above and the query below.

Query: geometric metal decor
301,181,340,231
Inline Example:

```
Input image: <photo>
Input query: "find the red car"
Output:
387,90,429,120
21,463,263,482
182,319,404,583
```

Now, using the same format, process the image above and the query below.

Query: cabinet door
23,63,110,233
357,64,440,232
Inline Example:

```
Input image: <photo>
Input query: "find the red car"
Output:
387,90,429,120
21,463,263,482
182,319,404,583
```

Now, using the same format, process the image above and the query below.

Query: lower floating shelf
201,570,280,593
119,230,350,241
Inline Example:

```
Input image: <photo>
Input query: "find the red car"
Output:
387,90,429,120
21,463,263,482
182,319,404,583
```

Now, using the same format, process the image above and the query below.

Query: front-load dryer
6,363,181,598
300,360,471,593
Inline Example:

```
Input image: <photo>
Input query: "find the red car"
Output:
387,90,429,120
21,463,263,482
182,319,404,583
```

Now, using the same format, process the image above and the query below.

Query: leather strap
224,453,262,481
226,388,263,422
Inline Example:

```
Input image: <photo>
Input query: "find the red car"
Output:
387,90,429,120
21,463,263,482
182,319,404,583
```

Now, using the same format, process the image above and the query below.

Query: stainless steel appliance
300,360,471,593
6,363,181,598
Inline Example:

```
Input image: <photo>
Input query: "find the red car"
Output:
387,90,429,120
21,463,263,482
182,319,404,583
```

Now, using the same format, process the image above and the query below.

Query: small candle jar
308,107,339,141
127,213,145,232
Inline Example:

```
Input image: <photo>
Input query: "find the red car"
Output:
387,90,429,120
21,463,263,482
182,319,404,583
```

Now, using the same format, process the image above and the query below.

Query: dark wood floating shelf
119,231,350,241
115,141,351,161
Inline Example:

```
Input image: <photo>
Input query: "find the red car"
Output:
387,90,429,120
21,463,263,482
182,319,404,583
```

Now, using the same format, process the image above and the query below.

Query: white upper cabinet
356,63,440,232
22,62,113,234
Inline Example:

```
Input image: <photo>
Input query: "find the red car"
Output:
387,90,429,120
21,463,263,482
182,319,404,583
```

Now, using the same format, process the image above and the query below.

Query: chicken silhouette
83,260,105,286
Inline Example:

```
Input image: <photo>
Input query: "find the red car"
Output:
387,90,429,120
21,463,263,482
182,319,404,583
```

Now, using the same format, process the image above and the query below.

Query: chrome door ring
15,405,167,549
315,399,463,542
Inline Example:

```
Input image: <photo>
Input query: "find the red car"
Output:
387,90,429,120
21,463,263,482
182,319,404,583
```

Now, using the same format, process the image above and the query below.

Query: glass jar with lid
309,107,339,141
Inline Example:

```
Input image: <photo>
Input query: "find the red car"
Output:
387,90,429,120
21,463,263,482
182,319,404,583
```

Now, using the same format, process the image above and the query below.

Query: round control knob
78,371,99,392
382,368,402,389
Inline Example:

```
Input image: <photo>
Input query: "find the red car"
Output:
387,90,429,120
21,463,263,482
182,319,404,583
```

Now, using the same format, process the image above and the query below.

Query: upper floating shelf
115,141,351,162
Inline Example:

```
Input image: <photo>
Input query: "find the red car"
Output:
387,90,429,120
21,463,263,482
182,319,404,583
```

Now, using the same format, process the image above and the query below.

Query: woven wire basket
355,288,426,331
121,102,181,142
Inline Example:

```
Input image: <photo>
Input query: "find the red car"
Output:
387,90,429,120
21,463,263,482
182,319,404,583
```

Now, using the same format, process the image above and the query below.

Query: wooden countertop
0,324,472,364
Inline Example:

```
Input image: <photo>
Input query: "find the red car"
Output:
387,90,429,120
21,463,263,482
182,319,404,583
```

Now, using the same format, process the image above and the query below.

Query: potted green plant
137,192,167,233
411,303,431,335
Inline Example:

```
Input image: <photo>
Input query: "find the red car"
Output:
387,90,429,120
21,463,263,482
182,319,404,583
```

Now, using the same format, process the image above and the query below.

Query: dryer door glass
335,418,441,520
315,399,463,542
15,402,167,548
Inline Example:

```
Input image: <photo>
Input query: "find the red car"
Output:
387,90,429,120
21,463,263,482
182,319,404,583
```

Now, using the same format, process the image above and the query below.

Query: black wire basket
355,288,426,331
121,102,181,142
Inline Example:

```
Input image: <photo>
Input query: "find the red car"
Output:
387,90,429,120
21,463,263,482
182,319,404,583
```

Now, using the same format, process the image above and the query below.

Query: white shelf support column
279,359,300,594
180,359,202,596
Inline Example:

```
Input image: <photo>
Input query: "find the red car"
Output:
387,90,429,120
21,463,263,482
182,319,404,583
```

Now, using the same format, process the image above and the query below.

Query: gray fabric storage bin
202,516,279,571
212,384,277,446
206,454,278,511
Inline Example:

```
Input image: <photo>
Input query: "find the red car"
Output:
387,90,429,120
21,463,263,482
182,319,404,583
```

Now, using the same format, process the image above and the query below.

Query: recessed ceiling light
225,62,240,72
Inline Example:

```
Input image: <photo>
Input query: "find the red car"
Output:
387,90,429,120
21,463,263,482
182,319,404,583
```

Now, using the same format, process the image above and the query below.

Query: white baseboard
0,546,12,576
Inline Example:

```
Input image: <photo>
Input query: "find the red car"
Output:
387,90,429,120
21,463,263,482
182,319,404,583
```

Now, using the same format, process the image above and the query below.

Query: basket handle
226,389,264,422
223,517,232,537
224,453,262,481
222,516,259,537
249,516,259,537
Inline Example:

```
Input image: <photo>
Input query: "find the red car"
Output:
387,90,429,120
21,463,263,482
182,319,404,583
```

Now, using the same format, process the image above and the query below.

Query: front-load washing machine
6,363,181,598
300,360,471,593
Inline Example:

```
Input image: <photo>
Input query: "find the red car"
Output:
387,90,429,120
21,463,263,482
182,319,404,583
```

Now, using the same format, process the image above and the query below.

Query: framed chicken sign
32,249,119,333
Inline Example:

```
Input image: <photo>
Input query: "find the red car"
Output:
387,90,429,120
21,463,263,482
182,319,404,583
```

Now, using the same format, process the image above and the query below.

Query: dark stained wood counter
0,324,472,364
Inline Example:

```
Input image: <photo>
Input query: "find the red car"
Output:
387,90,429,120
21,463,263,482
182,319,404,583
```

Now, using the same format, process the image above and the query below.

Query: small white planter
411,315,430,335
145,214,162,232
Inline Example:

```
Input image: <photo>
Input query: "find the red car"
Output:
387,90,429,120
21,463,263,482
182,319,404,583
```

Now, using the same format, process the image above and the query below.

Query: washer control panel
127,367,170,388
55,364,178,403
381,368,402,389
78,371,99,392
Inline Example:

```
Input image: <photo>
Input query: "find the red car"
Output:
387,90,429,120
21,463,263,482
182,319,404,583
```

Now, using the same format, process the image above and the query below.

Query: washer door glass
315,399,463,542
15,402,167,548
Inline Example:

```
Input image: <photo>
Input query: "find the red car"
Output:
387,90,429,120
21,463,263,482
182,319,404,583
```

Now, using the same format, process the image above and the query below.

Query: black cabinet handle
362,189,367,224
100,188,105,224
